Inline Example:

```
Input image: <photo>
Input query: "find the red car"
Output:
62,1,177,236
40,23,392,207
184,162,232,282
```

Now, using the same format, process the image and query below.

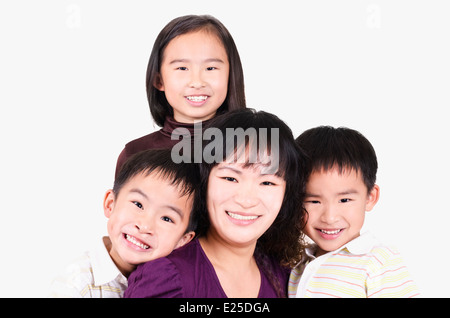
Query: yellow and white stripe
288,233,420,298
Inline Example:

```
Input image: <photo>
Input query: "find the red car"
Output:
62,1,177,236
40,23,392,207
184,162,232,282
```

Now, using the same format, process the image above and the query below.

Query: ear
174,231,195,249
103,189,116,218
365,184,380,212
153,73,165,91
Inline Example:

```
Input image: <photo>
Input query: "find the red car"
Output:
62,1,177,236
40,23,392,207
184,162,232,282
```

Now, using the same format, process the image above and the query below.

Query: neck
199,231,262,298
199,231,257,270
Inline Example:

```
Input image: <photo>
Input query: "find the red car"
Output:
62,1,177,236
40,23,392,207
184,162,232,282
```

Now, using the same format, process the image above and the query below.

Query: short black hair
113,148,201,233
296,126,378,192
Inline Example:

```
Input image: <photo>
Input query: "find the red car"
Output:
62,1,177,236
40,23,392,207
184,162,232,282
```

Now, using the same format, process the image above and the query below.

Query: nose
188,69,206,88
234,182,259,209
135,214,154,235
320,204,339,225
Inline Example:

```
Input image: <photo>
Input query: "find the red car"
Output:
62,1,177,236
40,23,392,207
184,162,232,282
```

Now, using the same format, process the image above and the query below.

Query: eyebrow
217,166,242,174
217,165,280,178
129,188,185,218
337,189,359,196
305,189,359,197
169,58,225,64
130,188,148,200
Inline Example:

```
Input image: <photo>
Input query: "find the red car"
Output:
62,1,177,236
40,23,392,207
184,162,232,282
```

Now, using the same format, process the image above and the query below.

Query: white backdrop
1,0,448,297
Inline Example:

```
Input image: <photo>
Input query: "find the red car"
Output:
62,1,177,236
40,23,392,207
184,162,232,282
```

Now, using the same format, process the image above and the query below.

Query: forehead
162,29,226,60
307,167,366,191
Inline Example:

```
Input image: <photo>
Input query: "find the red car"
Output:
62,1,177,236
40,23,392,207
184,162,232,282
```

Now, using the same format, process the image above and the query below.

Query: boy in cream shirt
50,149,199,297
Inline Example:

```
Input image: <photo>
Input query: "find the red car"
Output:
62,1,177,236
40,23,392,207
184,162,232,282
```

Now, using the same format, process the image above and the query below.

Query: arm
124,257,184,298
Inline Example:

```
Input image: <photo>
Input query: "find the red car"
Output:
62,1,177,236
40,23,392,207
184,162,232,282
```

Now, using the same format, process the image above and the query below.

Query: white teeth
320,229,341,235
126,234,150,249
186,95,208,102
227,212,258,221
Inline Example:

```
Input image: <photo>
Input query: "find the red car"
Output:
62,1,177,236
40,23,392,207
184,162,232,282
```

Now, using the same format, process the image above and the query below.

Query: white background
1,0,448,297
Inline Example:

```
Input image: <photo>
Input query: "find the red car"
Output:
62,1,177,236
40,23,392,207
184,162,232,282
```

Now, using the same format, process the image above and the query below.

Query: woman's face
206,162,286,247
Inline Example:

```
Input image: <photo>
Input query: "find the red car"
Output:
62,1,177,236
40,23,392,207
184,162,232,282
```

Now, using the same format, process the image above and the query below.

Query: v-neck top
124,239,289,298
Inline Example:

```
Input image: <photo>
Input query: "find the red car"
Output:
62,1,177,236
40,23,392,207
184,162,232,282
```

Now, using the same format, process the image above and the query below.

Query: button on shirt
288,232,420,298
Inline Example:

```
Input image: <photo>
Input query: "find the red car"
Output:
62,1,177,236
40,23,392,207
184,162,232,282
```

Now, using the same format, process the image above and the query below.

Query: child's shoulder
48,251,95,297
341,233,409,276
124,130,163,150
330,233,403,268
357,236,420,297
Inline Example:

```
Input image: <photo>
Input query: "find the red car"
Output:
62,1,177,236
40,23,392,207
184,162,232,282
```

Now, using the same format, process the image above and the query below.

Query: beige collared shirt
49,237,128,298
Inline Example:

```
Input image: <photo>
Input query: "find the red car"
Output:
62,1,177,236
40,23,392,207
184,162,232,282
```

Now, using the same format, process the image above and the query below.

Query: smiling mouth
125,234,150,250
186,95,208,102
320,229,342,235
226,211,259,221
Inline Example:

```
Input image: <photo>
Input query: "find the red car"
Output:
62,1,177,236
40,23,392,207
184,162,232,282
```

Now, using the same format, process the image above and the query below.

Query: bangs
221,127,284,177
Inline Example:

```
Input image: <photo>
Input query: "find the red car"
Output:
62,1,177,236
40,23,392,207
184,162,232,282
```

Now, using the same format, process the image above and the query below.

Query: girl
124,109,309,298
115,15,246,177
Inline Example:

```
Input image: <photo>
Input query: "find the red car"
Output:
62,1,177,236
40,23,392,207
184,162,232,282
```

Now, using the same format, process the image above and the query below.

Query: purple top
115,116,211,177
124,239,289,298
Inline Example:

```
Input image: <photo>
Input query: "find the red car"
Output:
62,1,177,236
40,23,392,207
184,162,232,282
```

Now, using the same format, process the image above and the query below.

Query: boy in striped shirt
289,126,419,298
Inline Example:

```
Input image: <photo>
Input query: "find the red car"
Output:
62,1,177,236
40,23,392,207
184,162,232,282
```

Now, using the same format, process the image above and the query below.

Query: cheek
267,190,285,212
353,209,366,228
303,209,318,234
155,234,178,255
108,210,132,234
210,73,229,93
207,181,231,208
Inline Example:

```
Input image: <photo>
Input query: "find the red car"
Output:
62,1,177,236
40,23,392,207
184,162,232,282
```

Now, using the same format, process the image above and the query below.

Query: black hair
146,14,246,127
295,126,378,192
197,108,309,267
113,148,201,233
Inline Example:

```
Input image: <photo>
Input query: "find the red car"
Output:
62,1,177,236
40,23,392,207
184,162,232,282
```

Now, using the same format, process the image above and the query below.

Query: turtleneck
160,116,211,138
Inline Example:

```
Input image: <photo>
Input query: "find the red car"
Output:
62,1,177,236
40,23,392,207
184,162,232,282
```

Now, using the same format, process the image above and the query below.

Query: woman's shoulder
124,239,209,298
124,254,182,298
257,253,291,298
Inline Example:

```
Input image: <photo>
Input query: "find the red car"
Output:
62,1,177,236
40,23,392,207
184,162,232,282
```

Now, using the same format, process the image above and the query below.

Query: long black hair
146,15,246,127
196,108,309,268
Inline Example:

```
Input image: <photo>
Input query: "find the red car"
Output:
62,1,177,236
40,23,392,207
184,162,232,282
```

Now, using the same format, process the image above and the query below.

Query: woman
124,108,309,298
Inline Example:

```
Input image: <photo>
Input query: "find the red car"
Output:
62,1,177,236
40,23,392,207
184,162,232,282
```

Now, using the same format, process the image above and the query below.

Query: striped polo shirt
49,237,127,298
288,232,420,298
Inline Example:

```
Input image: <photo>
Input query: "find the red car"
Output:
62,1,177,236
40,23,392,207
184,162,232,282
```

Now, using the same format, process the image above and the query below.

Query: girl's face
206,162,286,248
156,29,229,123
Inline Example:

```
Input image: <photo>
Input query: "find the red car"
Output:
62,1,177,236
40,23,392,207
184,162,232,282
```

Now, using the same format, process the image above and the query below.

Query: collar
89,237,125,286
305,231,380,260
342,231,381,255
161,116,212,138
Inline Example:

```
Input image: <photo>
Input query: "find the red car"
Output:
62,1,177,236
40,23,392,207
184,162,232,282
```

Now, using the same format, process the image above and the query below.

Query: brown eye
161,216,174,223
133,201,143,209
